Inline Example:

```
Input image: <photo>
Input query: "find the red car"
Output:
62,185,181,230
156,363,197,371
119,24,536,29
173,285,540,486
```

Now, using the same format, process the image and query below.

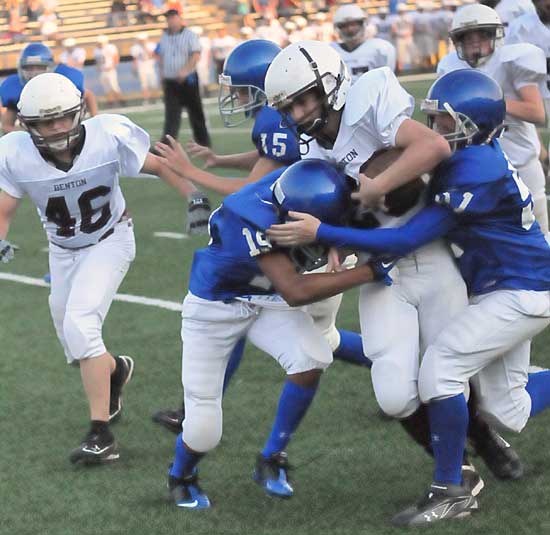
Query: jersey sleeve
188,31,201,53
377,41,397,72
345,67,414,147
0,75,22,110
502,44,547,92
251,107,300,164
0,137,25,198
55,64,85,94
105,114,150,176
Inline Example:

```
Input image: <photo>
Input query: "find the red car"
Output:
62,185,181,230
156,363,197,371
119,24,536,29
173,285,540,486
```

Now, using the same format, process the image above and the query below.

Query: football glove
186,192,212,236
370,258,397,286
0,239,15,264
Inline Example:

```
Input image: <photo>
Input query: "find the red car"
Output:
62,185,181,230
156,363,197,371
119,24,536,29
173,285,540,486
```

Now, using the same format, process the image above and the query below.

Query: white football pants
359,239,468,418
517,157,548,235
180,293,333,452
419,289,550,433
48,220,135,363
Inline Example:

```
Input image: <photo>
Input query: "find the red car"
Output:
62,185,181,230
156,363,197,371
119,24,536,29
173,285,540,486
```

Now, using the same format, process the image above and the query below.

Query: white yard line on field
153,232,189,239
0,272,183,312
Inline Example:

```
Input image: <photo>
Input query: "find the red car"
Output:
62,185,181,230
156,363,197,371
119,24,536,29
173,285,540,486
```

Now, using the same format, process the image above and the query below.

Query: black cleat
461,462,484,497
69,431,119,465
391,483,478,526
469,427,524,480
109,355,135,422
253,452,294,498
152,408,184,434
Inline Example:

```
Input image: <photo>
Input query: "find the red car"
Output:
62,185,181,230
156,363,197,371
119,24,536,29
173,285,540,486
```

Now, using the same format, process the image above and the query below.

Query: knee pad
182,396,223,452
371,359,420,418
63,308,105,360
476,392,531,434
323,325,341,353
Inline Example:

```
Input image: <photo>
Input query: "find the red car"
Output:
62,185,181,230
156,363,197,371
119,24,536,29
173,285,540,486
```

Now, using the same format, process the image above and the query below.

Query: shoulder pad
0,74,23,108
498,43,546,72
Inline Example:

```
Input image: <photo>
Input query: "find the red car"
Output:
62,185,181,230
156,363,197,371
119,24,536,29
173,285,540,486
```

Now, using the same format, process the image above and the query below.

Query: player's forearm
378,140,450,196
214,150,260,170
505,98,546,125
316,205,454,256
275,264,377,307
142,154,198,199
0,193,20,238
84,89,98,117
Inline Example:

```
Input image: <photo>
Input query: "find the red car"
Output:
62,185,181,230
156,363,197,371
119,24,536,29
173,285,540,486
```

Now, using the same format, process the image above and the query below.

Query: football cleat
461,462,484,497
168,466,211,509
152,408,184,434
69,431,119,465
186,192,212,236
469,426,524,480
253,452,294,498
109,355,135,422
391,483,478,526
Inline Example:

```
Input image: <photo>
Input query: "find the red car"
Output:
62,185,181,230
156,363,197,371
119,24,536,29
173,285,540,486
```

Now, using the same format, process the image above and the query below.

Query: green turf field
2,79,550,535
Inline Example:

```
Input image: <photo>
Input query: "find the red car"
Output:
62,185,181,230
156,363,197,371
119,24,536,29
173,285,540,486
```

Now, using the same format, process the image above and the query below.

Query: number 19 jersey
0,114,150,249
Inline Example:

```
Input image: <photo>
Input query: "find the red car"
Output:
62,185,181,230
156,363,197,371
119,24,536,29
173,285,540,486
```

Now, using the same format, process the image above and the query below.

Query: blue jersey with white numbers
189,168,286,301
0,64,85,110
432,140,550,294
251,105,300,165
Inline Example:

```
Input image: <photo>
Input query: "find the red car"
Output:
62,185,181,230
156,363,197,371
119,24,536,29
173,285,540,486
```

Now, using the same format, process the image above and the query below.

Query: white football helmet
18,72,85,153
265,41,350,137
333,5,366,45
450,4,504,67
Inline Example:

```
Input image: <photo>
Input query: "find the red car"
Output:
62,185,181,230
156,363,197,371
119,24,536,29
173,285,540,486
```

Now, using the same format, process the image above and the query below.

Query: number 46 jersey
0,114,150,249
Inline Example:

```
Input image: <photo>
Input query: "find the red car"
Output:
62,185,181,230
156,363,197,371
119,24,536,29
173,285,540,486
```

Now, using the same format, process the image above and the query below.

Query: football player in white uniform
438,3,548,233
331,5,397,82
265,40,524,482
506,0,550,175
0,73,197,465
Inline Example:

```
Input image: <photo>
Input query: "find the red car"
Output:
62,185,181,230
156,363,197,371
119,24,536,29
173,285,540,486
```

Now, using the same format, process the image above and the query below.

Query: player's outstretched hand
186,141,219,169
351,173,387,211
0,239,15,264
267,211,320,246
155,135,193,176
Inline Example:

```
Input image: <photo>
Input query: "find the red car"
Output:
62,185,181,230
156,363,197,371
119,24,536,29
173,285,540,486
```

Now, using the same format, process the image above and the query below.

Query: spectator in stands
255,15,287,46
163,0,183,14
252,0,278,19
6,7,25,42
131,32,159,104
39,5,62,42
24,0,42,22
109,0,129,27
60,37,87,69
371,6,394,43
156,9,211,146
137,0,158,23
211,27,238,76
94,35,122,106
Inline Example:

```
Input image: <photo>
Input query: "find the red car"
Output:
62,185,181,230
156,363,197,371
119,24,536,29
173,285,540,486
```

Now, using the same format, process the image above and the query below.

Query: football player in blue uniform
153,40,370,436
267,69,550,525
0,43,98,134
166,159,391,508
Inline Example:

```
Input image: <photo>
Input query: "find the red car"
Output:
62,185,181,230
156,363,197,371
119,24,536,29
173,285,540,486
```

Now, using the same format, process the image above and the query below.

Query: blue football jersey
251,105,300,165
0,64,85,110
189,169,286,301
432,140,550,294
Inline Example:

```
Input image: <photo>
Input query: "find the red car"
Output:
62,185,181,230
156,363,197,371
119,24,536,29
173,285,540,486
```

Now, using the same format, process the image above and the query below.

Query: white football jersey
331,39,397,83
437,43,547,167
0,114,149,249
495,0,535,26
303,67,420,229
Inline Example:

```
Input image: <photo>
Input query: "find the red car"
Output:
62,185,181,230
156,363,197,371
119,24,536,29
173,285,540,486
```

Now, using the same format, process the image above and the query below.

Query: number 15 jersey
0,114,150,249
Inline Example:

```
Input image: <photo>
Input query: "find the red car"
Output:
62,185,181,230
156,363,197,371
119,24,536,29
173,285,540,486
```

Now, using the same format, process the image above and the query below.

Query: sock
526,370,550,416
261,380,318,458
170,432,203,479
429,394,468,486
223,337,246,394
90,420,112,441
110,356,125,386
333,330,372,368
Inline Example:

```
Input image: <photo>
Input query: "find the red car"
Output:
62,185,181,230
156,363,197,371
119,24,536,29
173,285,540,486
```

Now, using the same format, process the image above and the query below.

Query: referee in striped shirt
156,10,211,147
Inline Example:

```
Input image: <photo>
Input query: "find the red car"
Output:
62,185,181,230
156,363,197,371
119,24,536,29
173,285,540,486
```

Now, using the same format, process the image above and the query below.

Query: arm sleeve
189,32,201,54
109,115,151,176
316,205,457,256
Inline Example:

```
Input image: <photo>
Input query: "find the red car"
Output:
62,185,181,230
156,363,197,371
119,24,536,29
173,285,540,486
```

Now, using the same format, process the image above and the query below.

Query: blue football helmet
272,159,352,272
421,69,505,149
218,39,281,127
18,43,55,84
